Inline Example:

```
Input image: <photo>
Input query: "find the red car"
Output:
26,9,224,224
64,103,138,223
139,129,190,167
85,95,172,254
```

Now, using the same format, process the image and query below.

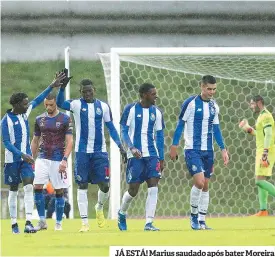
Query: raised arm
56,88,71,111
30,72,66,110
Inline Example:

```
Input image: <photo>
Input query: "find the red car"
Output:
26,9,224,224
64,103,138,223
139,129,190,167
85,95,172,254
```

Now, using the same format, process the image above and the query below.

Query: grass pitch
1,217,274,256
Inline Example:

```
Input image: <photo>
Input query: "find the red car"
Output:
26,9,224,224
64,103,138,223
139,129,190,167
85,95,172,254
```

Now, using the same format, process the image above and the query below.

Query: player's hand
260,149,269,168
60,68,73,89
130,147,142,159
169,145,178,161
238,119,253,134
160,160,165,172
59,160,67,173
50,72,66,88
22,153,35,164
119,145,127,163
222,149,229,166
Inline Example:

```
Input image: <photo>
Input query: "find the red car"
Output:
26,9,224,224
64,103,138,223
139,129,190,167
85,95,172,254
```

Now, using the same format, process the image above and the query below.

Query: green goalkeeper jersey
255,108,275,150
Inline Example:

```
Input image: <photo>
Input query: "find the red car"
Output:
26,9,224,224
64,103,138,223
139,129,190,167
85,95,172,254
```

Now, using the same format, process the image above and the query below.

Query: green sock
256,180,275,197
257,186,268,210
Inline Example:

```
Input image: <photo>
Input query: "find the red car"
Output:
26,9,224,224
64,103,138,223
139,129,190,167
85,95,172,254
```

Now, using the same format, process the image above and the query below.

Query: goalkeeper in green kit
239,95,275,216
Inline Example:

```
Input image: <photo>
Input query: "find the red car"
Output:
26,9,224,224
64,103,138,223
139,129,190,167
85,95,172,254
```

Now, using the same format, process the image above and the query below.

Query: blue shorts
74,152,109,184
184,150,214,178
126,156,161,184
4,161,34,185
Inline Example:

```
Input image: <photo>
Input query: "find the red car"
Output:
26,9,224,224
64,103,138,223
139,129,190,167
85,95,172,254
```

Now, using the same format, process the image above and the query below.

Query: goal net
98,48,275,219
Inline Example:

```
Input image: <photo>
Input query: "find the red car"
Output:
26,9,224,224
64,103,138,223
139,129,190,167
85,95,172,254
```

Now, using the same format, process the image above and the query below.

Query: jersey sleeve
213,103,220,125
155,108,165,131
103,103,113,123
261,113,274,129
34,118,41,136
65,117,73,135
120,104,134,127
179,96,195,121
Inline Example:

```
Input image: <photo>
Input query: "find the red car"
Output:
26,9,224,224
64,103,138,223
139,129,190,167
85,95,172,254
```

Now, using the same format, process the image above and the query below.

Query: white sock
198,191,209,222
120,191,134,214
145,187,158,224
8,191,18,225
23,184,34,222
190,185,202,215
96,189,109,211
77,189,88,225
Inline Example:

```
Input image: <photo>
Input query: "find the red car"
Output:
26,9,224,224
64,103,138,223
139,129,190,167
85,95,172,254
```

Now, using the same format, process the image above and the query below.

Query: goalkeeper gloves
260,149,269,168
239,119,254,134
56,68,73,89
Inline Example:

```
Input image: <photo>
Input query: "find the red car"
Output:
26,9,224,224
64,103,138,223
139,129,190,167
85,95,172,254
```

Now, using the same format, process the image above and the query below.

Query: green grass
1,217,275,256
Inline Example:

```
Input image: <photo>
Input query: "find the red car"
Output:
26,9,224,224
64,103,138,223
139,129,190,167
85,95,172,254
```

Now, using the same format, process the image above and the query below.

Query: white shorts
33,158,69,189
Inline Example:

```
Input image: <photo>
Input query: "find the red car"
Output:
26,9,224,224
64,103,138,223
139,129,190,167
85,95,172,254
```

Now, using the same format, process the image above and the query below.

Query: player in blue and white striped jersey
118,83,165,232
57,78,126,232
1,72,66,234
170,75,229,230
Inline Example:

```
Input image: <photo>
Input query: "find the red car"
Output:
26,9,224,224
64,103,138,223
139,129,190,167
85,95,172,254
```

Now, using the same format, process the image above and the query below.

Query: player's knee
98,183,109,193
34,184,43,191
128,188,139,197
22,177,34,186
194,180,204,189
10,184,19,191
78,183,88,190
34,188,43,193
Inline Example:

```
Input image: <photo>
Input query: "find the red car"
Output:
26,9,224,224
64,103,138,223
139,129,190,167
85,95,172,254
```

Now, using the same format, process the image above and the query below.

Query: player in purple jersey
31,92,73,231
1,72,66,234
57,77,127,232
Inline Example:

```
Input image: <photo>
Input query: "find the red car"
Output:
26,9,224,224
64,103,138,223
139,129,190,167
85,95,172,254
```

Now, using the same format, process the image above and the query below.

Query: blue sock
34,191,45,219
55,196,65,224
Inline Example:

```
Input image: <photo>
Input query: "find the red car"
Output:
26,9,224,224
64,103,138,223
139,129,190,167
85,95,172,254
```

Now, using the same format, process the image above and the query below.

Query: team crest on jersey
192,165,197,172
96,107,102,115
210,107,215,115
56,122,61,128
40,117,45,127
150,113,155,121
8,176,12,183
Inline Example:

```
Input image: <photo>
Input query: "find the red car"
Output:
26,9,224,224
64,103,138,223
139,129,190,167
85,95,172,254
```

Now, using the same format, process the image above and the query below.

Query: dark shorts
4,161,34,185
184,150,214,179
126,156,161,184
74,152,109,184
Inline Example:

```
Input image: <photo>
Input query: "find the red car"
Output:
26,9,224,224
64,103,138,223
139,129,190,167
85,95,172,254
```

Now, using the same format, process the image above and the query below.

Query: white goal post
99,47,275,220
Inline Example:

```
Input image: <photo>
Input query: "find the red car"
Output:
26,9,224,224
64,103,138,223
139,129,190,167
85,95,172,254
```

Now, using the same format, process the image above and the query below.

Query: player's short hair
80,79,93,88
201,75,216,85
139,83,155,98
252,95,264,105
45,92,56,101
9,92,28,106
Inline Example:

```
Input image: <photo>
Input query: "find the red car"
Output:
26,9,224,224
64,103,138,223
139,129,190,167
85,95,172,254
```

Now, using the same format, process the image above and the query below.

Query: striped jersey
179,95,220,151
67,98,113,153
34,112,73,161
1,104,34,163
120,102,165,158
